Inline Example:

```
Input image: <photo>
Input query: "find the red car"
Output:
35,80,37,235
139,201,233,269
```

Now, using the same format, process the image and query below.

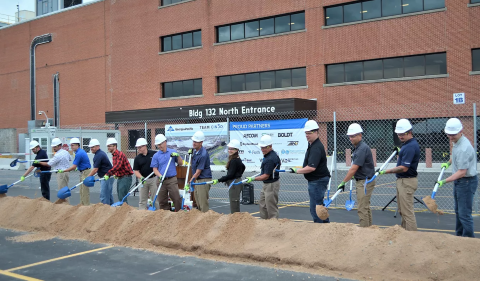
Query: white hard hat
88,139,100,147
106,138,117,146
29,140,40,150
347,123,363,136
191,131,205,142
395,119,413,134
304,120,319,132
69,138,80,145
227,139,241,149
258,135,273,147
154,134,166,145
444,118,463,134
51,138,62,147
135,138,148,147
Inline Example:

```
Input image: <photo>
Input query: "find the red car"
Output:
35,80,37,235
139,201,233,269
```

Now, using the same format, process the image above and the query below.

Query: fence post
333,112,337,206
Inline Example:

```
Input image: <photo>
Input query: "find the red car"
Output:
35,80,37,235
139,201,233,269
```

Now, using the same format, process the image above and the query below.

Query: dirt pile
423,196,443,215
1,196,479,281
315,205,329,220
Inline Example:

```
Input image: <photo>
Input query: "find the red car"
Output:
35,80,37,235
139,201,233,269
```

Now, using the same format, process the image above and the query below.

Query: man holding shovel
337,123,375,227
60,138,91,205
105,138,133,205
21,140,51,200
436,118,478,238
133,138,158,210
86,139,114,205
190,131,213,212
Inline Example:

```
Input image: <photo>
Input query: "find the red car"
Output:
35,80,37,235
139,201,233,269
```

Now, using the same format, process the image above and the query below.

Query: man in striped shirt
105,138,134,204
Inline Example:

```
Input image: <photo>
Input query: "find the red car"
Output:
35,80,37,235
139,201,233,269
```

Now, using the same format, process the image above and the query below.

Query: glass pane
383,58,403,78
218,26,230,42
424,0,445,10
404,55,425,77
231,23,245,41
245,21,259,38
194,79,202,95
362,0,381,20
290,12,305,31
275,15,290,33
473,49,480,71
246,73,260,91
163,37,171,52
193,31,202,47
260,71,275,89
163,83,172,98
364,60,383,80
326,6,343,26
172,35,182,50
260,18,274,35
163,0,172,5
326,64,344,84
382,0,402,16
344,2,362,23
345,62,363,82
425,53,447,75
402,0,423,14
218,76,231,93
231,74,246,92
276,69,291,88
292,68,307,86
172,81,183,97
183,33,193,48
183,80,194,96
472,0,480,3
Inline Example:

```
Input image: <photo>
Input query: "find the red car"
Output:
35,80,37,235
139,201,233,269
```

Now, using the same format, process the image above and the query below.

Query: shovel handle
326,189,342,207
431,167,446,196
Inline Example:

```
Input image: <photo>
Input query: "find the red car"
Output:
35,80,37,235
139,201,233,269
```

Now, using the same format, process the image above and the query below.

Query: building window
161,30,201,52
473,49,480,71
128,129,151,150
218,68,306,93
325,0,445,26
161,0,190,6
216,11,305,43
471,0,480,3
325,53,447,84
162,79,202,98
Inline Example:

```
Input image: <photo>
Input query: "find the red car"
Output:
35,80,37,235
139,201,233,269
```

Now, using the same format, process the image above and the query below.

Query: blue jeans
454,176,478,238
40,173,51,200
100,177,114,205
308,177,330,223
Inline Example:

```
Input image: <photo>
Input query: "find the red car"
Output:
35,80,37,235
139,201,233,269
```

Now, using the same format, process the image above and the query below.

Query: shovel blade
323,198,328,205
0,184,8,194
57,186,71,199
324,199,333,208
345,200,355,211
147,206,156,211
9,159,17,167
111,201,123,207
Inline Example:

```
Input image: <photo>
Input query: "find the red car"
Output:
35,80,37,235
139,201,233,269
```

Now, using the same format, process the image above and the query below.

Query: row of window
161,0,188,6
162,79,202,98
161,30,202,52
473,49,480,71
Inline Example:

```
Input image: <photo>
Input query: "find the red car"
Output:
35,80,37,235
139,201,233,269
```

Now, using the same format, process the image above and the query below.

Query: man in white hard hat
35,138,71,200
246,134,281,219
436,118,478,237
190,131,213,212
21,140,51,200
105,138,133,204
337,123,375,227
151,134,184,211
133,138,159,210
86,139,114,205
378,119,420,231
61,138,91,205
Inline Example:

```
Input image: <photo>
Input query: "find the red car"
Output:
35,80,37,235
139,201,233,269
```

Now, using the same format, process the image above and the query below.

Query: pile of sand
315,205,329,220
0,196,479,280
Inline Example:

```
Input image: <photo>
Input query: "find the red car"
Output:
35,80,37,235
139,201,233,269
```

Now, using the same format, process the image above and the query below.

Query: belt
355,178,366,181
163,176,175,180
79,168,90,172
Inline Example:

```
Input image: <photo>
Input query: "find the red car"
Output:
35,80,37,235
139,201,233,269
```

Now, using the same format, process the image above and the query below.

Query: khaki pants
194,178,211,212
355,179,375,227
396,177,418,231
259,181,280,219
227,178,242,214
139,177,159,210
80,169,91,206
158,177,181,211
57,172,70,202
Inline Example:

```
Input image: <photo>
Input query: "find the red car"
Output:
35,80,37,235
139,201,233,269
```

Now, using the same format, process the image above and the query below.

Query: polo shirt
396,138,420,178
48,149,71,170
93,149,113,178
72,148,91,171
150,148,178,178
261,150,281,183
133,150,156,178
352,140,375,180
303,138,330,181
32,149,51,171
191,146,212,179
452,135,477,177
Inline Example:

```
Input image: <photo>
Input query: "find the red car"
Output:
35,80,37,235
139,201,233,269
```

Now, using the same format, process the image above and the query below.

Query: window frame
161,29,202,52
162,78,203,98
472,48,480,72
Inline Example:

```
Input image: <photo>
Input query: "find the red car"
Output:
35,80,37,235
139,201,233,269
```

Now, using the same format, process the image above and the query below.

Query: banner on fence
229,119,308,166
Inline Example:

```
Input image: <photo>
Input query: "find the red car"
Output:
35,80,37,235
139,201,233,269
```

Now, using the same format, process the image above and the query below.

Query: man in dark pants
86,139,114,205
21,140,51,200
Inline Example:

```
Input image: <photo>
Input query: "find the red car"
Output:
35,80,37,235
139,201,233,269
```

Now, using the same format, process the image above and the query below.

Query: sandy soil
316,205,329,220
423,196,442,214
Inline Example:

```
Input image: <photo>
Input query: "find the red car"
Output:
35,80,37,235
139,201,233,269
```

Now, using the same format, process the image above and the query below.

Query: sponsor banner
229,119,308,166
165,123,228,165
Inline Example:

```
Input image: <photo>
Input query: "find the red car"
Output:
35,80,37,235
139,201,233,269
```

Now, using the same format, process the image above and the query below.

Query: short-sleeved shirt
73,148,91,171
150,148,178,178
303,138,330,181
191,146,212,179
32,149,51,171
261,150,281,183
452,135,477,177
133,150,156,178
93,149,113,178
396,138,420,178
352,140,375,180
48,149,71,170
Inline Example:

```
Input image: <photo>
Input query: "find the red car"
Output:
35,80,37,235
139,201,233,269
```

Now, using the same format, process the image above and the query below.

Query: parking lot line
0,269,43,281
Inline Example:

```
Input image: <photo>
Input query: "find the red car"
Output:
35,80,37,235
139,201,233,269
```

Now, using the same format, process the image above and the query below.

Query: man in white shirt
36,138,72,194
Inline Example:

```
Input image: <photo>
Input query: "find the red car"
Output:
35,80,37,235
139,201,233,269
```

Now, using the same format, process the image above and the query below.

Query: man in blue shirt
378,119,420,231
61,138,91,205
151,134,183,211
190,131,213,212
21,140,51,200
86,139,114,205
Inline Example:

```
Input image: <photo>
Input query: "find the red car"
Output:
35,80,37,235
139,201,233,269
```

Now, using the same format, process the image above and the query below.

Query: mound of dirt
423,196,442,214
0,196,479,281
0,194,6,198
315,205,329,220
54,199,68,204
